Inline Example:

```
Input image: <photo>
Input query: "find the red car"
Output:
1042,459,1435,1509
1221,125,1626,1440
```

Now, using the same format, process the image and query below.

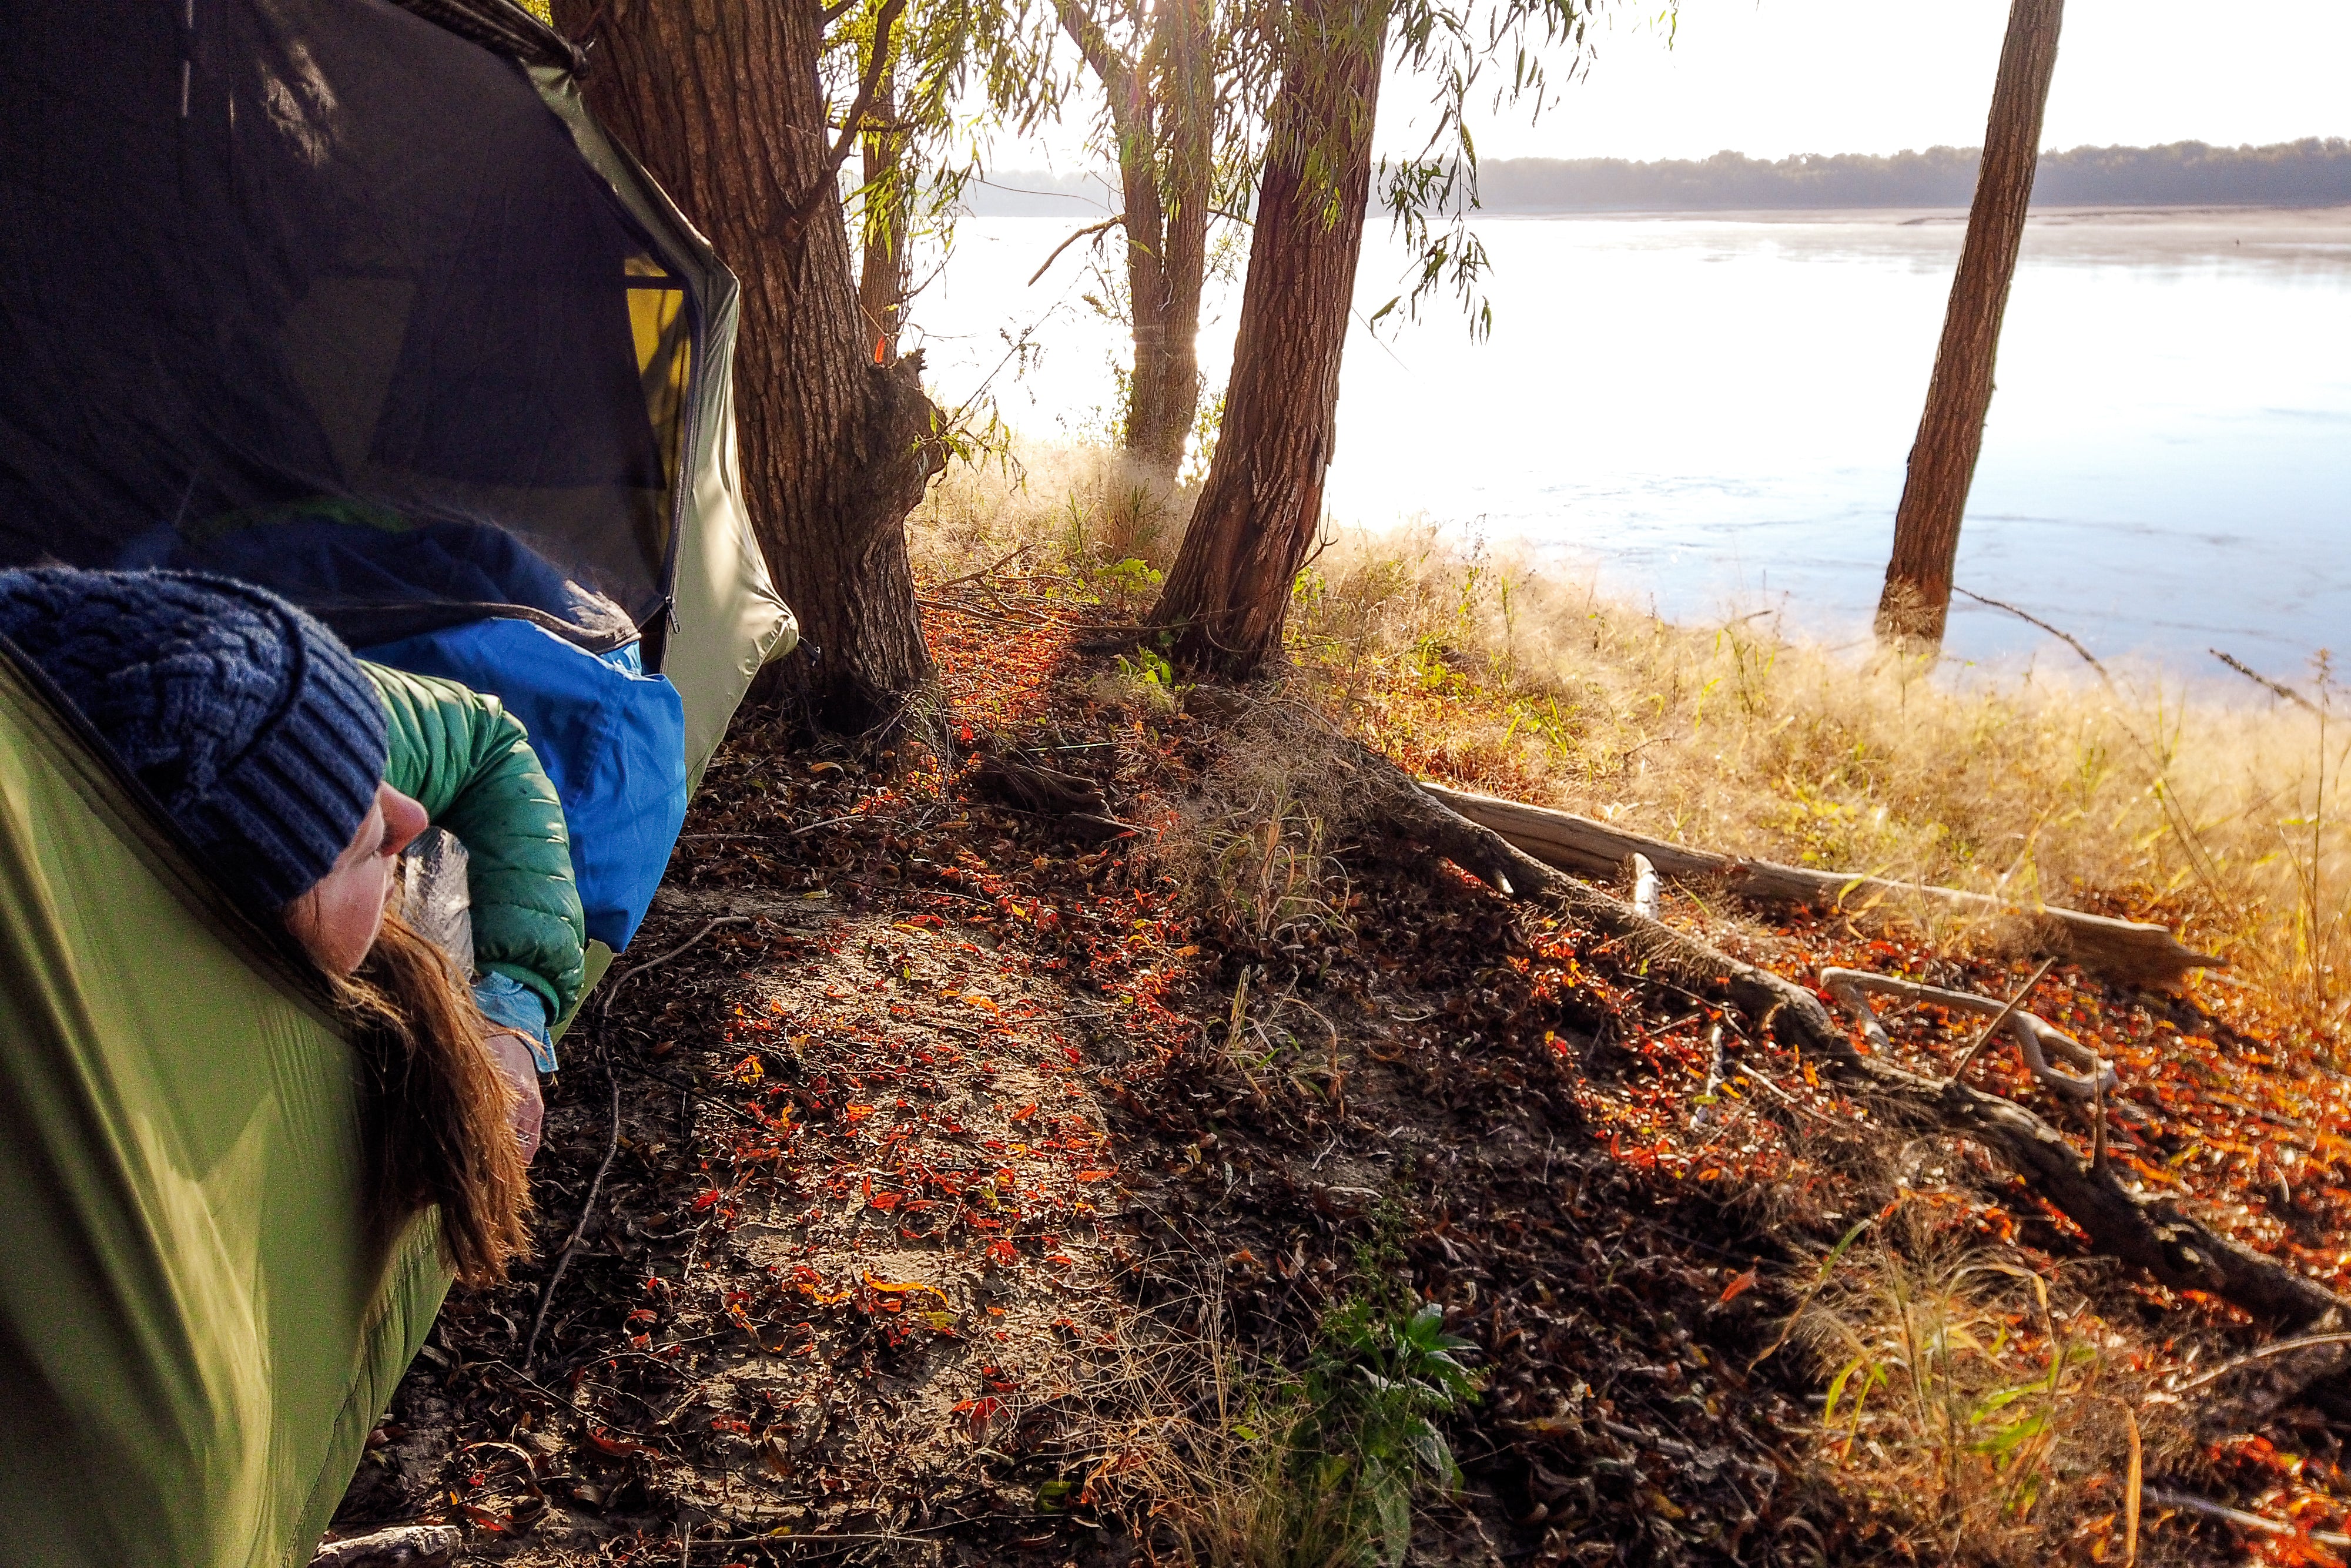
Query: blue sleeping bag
361,619,685,952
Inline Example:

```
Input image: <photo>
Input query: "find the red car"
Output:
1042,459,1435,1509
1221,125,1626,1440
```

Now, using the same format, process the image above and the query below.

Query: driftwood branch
1354,751,2343,1330
1419,781,2221,990
309,1525,461,1567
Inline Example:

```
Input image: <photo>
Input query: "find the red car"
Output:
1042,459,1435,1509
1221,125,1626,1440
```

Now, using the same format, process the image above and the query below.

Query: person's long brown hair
326,912,533,1288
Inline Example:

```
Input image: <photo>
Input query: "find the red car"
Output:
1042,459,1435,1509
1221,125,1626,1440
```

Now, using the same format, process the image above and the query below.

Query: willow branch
1053,0,1130,99
819,0,908,190
1027,215,1127,284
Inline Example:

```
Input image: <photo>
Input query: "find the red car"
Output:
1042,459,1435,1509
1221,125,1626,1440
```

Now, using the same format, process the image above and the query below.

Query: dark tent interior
0,0,696,654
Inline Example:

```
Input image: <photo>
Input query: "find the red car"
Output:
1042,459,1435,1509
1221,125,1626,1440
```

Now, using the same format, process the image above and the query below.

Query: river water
914,206,2351,674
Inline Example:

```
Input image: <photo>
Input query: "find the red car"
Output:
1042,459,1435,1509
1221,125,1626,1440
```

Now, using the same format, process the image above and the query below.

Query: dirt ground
326,607,2351,1567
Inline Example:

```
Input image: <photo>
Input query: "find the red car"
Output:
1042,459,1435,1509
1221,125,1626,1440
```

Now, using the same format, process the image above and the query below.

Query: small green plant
1099,556,1166,599
1116,645,1176,689
1290,1299,1479,1567
1184,1296,1479,1568
1090,645,1182,718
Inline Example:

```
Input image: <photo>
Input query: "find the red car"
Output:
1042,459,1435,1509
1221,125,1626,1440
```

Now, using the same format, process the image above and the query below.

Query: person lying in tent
0,567,588,1286
128,498,694,963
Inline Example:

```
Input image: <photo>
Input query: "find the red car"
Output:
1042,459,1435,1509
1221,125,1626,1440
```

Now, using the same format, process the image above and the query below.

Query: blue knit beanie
0,567,389,917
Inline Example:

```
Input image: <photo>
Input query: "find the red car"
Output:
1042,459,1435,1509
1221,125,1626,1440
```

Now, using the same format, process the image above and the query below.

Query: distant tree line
970,138,2351,215
1476,138,2351,212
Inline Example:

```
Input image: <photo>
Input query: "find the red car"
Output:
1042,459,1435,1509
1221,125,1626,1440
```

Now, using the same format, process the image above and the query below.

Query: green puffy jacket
364,663,586,1027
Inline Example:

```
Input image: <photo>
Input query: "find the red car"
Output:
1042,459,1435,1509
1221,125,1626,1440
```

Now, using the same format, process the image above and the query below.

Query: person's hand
481,1030,545,1164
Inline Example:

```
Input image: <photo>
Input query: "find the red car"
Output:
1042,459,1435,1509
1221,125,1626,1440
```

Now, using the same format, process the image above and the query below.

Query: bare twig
2142,1487,2351,1549
1825,964,2116,1103
1954,588,2111,680
1051,0,1128,101
930,542,1033,592
774,0,905,243
600,917,751,1018
1734,1063,1831,1121
523,1066,622,1371
2211,648,2322,714
2148,1330,2351,1399
915,596,1139,634
1943,956,2058,1085
819,0,906,189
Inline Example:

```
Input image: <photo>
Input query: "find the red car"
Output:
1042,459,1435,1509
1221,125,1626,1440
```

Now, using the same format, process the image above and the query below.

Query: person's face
284,783,430,975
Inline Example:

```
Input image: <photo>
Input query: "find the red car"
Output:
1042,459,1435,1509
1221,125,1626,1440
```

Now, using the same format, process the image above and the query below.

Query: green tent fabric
0,1,791,1559
525,60,799,789
0,653,450,1568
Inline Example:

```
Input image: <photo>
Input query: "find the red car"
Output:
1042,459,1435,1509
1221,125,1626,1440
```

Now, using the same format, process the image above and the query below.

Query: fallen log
1418,780,2221,990
1352,751,2343,1331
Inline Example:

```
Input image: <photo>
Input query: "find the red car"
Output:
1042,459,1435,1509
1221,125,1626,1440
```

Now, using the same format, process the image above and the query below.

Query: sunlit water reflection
915,206,2351,675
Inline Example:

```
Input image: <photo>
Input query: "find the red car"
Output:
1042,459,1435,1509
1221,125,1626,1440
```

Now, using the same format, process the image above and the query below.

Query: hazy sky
1406,0,2351,162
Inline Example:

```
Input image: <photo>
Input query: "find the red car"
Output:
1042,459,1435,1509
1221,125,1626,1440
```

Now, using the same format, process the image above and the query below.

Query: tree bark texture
559,0,939,733
1877,0,2064,646
1114,122,1208,479
1150,0,1385,677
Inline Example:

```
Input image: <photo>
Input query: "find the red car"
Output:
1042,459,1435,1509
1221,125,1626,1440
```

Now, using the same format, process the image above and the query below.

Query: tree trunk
558,0,939,733
1149,0,1385,678
1876,0,2065,646
1113,135,1204,481
1116,0,1211,481
1056,0,1214,485
856,68,907,366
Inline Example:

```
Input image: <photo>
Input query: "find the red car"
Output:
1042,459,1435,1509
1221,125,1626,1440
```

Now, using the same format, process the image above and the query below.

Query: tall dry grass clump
1783,1217,2139,1561
1158,698,1361,948
907,441,1189,584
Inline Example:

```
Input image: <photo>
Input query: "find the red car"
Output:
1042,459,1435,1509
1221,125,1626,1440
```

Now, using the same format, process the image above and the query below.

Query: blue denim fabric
473,970,558,1073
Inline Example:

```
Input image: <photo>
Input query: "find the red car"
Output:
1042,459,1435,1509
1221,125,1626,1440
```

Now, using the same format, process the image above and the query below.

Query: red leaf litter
321,594,2351,1568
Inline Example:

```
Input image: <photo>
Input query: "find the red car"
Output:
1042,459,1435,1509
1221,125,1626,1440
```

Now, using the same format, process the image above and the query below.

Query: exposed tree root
1349,742,2349,1333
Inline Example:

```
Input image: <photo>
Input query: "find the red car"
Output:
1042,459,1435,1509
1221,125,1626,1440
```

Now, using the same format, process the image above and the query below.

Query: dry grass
910,444,2350,1040
908,441,1188,585
1282,520,2349,1041
1782,1211,2142,1563
1158,698,1361,950
1044,1247,1469,1568
912,446,2348,1040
